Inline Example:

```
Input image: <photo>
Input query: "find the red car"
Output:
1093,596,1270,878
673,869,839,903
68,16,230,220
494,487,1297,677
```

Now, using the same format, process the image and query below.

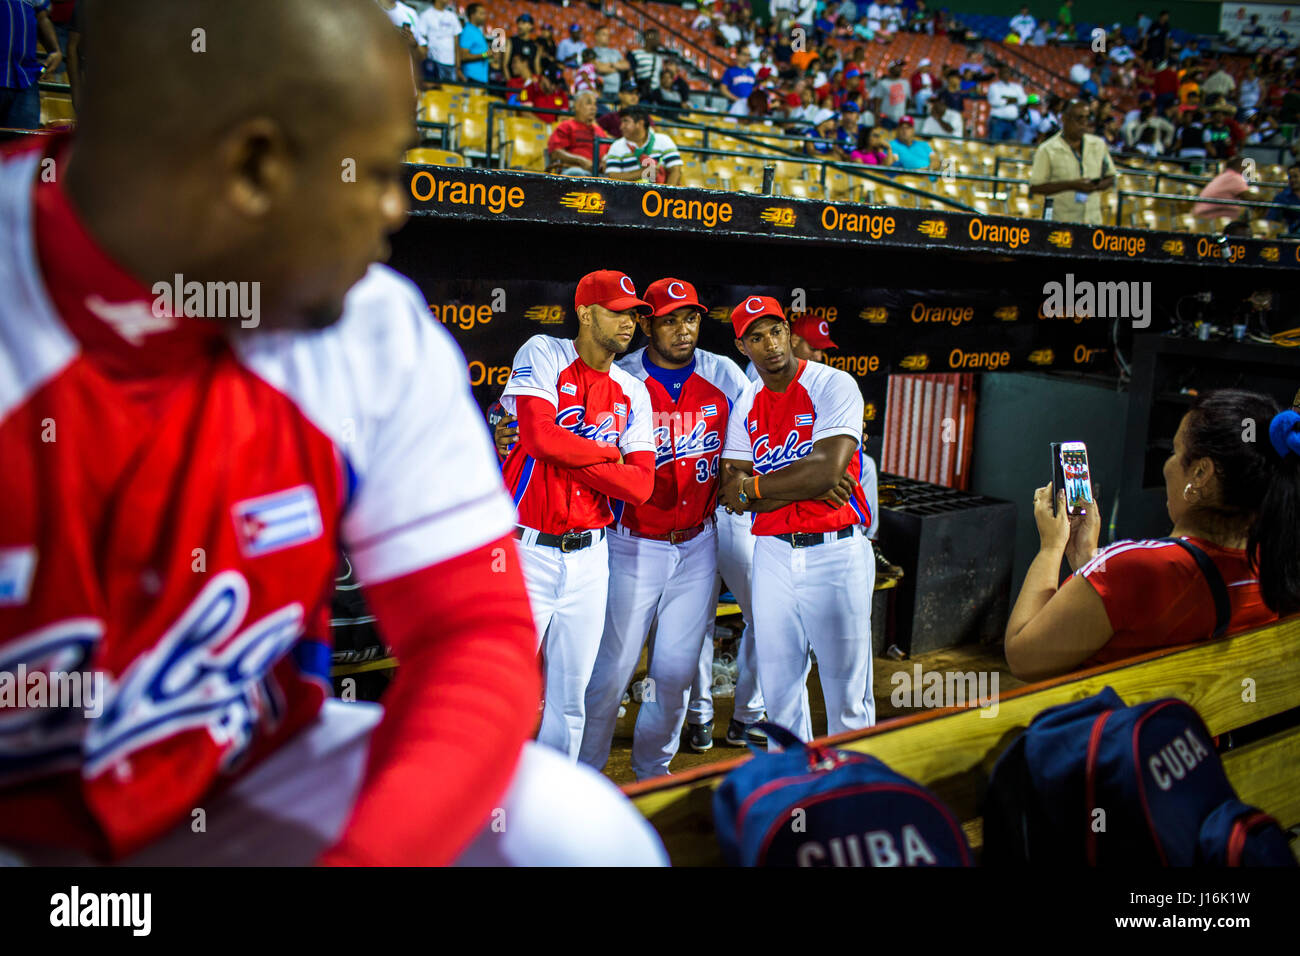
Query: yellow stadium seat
773,160,810,180
40,95,74,125
826,168,859,201
731,175,765,194
418,89,461,124
457,113,489,153
780,179,822,200
405,147,464,167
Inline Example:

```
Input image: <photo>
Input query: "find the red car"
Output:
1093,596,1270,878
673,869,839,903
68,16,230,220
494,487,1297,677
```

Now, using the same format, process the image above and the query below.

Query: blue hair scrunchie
1269,409,1300,461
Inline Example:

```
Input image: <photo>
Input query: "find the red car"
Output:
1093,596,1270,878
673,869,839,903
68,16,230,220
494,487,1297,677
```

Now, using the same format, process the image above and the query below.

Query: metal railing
1115,189,1299,231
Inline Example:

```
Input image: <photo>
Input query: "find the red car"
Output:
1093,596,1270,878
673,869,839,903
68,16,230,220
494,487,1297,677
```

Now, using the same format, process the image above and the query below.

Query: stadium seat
40,95,75,125
780,179,822,200
501,117,550,171
405,147,464,167
731,175,765,194
418,89,461,124
457,113,489,155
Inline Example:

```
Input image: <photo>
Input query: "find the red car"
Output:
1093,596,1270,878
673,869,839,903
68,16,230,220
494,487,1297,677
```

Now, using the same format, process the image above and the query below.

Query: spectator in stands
598,80,640,137
1068,59,1091,86
1238,63,1262,118
572,48,598,96
1133,127,1162,157
908,0,934,34
1009,4,1035,43
592,24,629,98
910,58,938,114
987,65,1028,142
628,28,666,94
864,1,888,36
872,60,910,129
1179,89,1202,117
939,70,966,112
1143,10,1172,63
1057,0,1074,40
558,24,586,69
416,0,461,82
717,10,743,49
835,102,867,161
721,48,758,116
1175,109,1207,158
1192,155,1253,227
1018,93,1052,144
890,116,936,171
919,96,964,138
1029,99,1116,224
1006,390,1300,681
1151,58,1180,110
1027,19,1049,46
2,0,61,130
1108,31,1136,65
1201,64,1236,102
1264,164,1300,236
515,66,570,124
1204,105,1241,159
537,23,560,73
547,89,608,175
505,52,532,93
506,13,542,82
1179,68,1203,106
1123,103,1156,149
604,106,682,185
803,107,839,158
379,0,420,39
858,125,897,166
458,3,491,87
644,60,686,109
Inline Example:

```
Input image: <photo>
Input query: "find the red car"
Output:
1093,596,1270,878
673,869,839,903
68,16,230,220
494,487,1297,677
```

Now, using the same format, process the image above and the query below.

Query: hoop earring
1183,482,1199,502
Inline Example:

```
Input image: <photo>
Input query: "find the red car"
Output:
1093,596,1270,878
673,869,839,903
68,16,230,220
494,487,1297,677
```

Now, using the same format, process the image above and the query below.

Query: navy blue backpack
982,688,1296,866
713,723,973,867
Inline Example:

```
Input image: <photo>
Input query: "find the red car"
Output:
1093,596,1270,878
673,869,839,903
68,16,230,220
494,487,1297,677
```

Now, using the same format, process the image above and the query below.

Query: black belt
515,526,605,552
774,527,856,549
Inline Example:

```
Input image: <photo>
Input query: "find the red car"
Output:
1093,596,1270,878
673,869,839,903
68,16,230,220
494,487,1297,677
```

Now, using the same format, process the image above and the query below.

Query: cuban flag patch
614,402,628,416
701,404,717,417
0,546,37,606
795,414,814,428
511,365,533,381
560,382,578,396
747,419,758,434
233,485,324,558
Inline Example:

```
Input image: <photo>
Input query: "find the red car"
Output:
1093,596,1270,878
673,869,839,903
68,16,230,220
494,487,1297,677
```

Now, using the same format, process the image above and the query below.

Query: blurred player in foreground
0,0,664,866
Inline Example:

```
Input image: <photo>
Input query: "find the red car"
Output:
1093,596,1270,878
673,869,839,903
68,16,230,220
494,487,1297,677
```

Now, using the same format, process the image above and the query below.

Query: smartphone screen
1054,441,1093,517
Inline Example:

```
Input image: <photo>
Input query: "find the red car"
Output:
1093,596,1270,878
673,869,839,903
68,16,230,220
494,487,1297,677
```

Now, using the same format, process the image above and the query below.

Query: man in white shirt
1009,4,1035,42
865,1,888,34
416,0,462,82
919,96,963,138
986,65,1027,141
603,107,683,185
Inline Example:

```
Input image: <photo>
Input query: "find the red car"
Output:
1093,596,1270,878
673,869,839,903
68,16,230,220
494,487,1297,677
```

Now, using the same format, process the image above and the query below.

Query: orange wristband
751,475,761,500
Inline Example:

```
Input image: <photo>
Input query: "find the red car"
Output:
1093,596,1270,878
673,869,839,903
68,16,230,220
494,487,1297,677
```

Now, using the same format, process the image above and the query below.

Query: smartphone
1051,441,1093,517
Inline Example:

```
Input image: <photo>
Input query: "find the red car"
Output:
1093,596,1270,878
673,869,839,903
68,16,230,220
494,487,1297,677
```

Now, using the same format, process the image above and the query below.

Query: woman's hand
1033,483,1070,553
1065,487,1102,572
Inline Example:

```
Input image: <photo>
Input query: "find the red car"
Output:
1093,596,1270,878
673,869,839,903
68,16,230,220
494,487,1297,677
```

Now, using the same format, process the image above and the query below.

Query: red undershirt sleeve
575,450,656,505
317,533,540,866
516,395,621,468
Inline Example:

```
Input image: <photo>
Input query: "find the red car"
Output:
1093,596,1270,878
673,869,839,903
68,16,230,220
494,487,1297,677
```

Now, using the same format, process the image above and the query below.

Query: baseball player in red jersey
499,270,656,760
577,278,755,778
0,0,665,866
719,296,877,741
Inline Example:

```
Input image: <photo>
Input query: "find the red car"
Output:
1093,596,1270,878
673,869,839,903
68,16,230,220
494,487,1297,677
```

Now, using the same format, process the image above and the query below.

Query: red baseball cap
898,115,915,126
791,314,837,350
575,270,652,315
644,278,707,317
730,294,787,339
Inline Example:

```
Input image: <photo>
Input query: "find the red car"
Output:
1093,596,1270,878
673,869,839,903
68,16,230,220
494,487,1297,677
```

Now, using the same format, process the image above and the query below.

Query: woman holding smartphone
1004,389,1300,682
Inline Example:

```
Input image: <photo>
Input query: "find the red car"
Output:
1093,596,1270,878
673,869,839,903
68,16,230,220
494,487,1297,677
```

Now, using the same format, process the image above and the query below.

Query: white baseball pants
9,700,668,866
751,528,876,742
580,523,718,779
689,506,766,726
517,529,610,760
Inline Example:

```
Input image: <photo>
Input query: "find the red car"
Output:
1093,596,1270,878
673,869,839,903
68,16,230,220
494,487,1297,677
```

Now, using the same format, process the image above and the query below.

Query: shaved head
66,0,417,330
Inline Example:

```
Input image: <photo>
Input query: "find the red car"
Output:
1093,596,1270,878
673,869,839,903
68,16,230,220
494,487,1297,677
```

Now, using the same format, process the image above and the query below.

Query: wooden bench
623,616,1300,865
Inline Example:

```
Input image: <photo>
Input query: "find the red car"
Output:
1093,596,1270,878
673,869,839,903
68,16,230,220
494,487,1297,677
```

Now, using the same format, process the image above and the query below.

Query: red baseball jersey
0,142,515,856
723,359,871,536
501,335,653,534
1072,537,1279,665
614,347,750,535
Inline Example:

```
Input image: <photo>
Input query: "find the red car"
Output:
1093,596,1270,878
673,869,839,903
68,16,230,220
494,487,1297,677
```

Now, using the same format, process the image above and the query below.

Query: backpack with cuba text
713,723,973,867
982,687,1296,866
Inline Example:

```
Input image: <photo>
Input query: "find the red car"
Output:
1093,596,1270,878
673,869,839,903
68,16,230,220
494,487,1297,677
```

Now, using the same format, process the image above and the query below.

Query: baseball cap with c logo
730,295,787,338
575,270,652,315
644,277,707,317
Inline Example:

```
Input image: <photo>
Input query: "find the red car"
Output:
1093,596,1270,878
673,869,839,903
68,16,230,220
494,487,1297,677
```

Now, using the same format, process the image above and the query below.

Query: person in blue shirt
889,116,937,171
1,0,62,130
459,3,492,85
720,47,757,116
803,107,839,158
1266,164,1300,235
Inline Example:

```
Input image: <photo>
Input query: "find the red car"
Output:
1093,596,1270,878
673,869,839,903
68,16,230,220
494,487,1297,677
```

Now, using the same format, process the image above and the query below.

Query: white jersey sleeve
501,335,566,411
237,264,516,585
696,350,751,406
807,364,864,446
617,371,655,456
723,383,758,461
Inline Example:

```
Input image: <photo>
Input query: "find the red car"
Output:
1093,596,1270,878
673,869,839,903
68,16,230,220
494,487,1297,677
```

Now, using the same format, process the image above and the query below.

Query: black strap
1166,538,1231,640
